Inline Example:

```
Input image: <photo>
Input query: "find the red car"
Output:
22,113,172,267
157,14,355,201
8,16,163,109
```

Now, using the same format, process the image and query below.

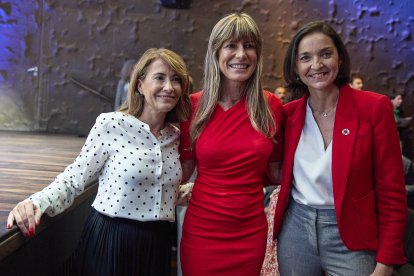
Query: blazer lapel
332,85,358,216
282,96,307,188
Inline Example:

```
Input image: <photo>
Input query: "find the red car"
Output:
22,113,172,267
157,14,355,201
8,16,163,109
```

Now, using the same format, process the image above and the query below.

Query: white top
30,112,182,222
291,101,334,208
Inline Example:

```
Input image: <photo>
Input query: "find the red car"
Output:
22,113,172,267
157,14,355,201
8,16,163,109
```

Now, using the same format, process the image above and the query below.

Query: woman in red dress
179,12,284,275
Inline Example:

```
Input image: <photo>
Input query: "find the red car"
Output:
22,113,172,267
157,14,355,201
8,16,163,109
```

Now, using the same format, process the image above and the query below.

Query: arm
265,92,285,186
7,114,109,236
266,161,282,185
181,159,196,184
372,96,407,265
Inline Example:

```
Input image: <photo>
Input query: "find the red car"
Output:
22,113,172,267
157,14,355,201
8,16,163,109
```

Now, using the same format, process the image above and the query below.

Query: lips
309,72,328,79
157,95,176,101
229,64,249,69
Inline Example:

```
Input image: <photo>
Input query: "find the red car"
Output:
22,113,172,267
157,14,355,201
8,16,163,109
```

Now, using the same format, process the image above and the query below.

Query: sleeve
268,93,285,163
372,96,407,264
29,114,109,217
179,94,200,161
179,118,194,160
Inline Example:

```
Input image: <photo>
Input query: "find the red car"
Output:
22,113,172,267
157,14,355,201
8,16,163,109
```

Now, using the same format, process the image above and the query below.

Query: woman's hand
7,199,42,237
370,262,393,276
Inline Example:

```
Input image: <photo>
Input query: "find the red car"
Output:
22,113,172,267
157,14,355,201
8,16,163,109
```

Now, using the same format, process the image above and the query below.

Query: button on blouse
30,112,182,222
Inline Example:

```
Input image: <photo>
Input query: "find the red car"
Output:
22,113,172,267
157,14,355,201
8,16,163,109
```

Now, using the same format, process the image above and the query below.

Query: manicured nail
29,227,35,236
24,232,29,238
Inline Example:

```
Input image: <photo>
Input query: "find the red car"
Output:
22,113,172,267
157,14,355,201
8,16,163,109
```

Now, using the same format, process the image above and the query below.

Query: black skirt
73,208,172,276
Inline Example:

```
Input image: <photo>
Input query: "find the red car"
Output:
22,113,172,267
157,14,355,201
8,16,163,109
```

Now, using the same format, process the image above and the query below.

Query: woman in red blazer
273,21,407,275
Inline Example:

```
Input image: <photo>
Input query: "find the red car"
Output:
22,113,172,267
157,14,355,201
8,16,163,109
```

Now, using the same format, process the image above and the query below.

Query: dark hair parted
119,48,191,123
283,21,351,98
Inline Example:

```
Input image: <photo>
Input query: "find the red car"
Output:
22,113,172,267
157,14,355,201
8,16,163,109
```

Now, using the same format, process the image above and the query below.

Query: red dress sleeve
179,92,202,160
264,91,285,163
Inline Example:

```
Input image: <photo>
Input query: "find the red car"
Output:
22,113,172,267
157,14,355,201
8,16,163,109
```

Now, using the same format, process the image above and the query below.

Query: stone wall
0,0,413,139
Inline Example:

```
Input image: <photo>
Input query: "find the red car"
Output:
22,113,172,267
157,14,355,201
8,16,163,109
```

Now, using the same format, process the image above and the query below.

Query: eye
298,55,311,63
154,74,165,81
171,76,182,83
224,42,236,49
321,50,333,59
244,42,256,49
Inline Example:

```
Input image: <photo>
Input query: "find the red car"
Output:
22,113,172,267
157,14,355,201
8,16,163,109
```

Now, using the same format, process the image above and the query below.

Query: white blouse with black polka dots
30,112,182,222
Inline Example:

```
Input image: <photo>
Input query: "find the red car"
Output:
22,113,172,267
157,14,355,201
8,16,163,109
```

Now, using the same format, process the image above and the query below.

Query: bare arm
181,159,196,184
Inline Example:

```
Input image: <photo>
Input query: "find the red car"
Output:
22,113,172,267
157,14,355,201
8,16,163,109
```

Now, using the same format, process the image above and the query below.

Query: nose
311,57,323,69
163,80,174,92
235,45,247,59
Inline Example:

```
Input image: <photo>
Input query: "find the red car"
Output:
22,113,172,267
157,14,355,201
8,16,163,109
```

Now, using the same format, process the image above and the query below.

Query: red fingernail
29,227,35,236
24,232,29,238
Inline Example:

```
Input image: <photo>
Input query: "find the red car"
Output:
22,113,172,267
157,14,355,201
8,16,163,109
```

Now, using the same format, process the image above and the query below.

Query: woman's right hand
6,199,42,237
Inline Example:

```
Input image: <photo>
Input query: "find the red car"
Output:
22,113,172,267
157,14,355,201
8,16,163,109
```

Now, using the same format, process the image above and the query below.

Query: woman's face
138,58,182,115
295,32,341,93
218,39,257,84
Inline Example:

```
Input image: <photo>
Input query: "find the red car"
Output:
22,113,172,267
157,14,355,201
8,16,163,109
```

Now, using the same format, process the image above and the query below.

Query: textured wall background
0,0,413,138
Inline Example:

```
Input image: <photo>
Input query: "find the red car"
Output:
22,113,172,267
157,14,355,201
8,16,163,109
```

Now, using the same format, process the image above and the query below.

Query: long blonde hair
119,48,191,123
190,12,276,143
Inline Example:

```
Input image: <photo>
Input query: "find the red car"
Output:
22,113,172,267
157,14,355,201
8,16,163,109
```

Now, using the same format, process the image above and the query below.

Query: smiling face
295,32,341,93
138,59,182,116
218,39,257,85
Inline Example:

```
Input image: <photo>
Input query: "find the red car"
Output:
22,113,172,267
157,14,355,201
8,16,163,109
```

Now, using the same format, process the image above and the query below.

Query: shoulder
284,97,303,115
343,85,391,110
190,91,203,104
189,91,204,114
95,112,126,124
94,112,140,130
166,123,180,136
263,90,283,109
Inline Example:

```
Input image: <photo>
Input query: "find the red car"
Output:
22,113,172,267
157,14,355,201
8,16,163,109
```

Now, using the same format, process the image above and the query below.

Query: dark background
1,0,413,153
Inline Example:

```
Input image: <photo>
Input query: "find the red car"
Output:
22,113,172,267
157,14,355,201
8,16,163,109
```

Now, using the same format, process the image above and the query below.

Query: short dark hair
388,93,403,100
350,73,365,82
283,21,351,97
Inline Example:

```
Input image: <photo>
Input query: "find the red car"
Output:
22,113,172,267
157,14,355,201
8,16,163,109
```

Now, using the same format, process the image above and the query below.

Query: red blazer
273,85,407,265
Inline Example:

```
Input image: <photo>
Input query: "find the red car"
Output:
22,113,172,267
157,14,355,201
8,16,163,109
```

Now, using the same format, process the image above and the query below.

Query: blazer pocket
352,191,378,242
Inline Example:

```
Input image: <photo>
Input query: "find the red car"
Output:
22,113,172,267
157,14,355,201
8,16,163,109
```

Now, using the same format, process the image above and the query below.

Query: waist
288,199,337,223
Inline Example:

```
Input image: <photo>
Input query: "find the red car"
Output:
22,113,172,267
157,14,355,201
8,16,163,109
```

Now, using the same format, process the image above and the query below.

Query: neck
220,79,246,100
308,87,340,110
138,112,166,133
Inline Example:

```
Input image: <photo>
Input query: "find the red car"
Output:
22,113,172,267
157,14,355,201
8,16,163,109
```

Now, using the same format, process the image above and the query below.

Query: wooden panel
0,131,85,240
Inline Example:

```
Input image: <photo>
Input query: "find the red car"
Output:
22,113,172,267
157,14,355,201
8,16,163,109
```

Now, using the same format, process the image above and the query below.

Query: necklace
309,99,338,118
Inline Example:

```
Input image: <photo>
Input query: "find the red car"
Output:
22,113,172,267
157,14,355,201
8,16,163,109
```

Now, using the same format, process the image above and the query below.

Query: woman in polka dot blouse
7,48,191,276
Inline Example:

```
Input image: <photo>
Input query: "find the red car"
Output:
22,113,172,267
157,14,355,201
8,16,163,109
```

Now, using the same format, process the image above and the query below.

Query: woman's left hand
370,262,393,276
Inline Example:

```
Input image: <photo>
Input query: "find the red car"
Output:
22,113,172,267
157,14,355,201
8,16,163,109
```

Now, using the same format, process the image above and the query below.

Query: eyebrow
151,72,180,78
298,46,335,55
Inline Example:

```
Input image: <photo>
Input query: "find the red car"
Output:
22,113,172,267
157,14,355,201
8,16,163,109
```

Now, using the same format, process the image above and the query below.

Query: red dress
179,91,284,276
